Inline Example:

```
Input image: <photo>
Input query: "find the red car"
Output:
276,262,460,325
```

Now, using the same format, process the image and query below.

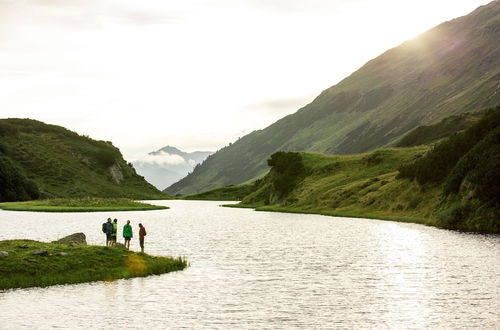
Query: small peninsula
0,236,187,290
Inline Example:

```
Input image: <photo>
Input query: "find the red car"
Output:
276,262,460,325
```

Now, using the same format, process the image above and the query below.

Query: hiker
138,223,147,253
105,218,113,246
112,218,118,246
123,220,133,250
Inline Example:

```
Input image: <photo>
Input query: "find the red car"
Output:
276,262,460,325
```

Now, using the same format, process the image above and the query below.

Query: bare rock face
109,163,124,184
53,233,87,246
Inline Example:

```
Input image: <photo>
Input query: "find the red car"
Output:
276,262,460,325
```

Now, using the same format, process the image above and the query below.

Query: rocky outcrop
109,163,124,184
0,251,8,257
53,233,87,246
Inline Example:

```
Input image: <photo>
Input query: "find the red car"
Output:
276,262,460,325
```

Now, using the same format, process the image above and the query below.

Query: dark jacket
106,222,113,235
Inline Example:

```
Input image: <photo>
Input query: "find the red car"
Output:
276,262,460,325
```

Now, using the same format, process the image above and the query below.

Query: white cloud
129,151,187,167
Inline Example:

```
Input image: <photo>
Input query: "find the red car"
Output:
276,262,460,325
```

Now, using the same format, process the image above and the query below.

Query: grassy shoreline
0,239,187,290
225,203,432,226
0,198,168,212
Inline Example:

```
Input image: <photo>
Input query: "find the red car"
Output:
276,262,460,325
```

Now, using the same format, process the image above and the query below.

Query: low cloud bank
130,151,195,167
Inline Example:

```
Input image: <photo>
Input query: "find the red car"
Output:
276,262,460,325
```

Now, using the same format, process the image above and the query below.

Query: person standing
112,219,118,246
123,220,133,250
105,218,113,247
138,223,147,253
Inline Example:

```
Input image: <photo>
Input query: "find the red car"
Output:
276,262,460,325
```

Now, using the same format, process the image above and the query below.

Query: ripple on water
0,200,499,329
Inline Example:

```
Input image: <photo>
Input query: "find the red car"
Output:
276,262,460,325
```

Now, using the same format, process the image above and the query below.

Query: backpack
102,223,107,233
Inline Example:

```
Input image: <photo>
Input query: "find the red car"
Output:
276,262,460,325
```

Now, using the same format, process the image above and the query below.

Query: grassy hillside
166,1,500,195
0,119,167,201
238,148,439,223
0,198,168,212
183,184,255,201
396,109,487,147
236,109,499,233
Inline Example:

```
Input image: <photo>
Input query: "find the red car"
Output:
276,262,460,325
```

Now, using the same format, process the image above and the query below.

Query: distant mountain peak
132,145,214,190
150,145,184,156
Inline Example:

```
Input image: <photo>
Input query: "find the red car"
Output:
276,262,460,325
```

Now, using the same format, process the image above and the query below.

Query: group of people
103,218,147,252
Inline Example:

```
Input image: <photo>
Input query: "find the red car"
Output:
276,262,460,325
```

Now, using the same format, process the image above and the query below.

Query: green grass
234,147,445,228
227,204,431,226
181,184,256,201
0,239,187,290
0,198,168,212
232,142,499,233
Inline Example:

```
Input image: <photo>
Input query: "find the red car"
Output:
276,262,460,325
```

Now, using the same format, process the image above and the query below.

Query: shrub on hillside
267,151,306,196
93,148,120,167
444,126,500,201
0,122,19,136
0,155,40,202
397,108,500,185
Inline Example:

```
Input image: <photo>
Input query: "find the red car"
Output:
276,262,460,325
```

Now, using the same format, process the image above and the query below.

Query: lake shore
0,198,169,212
0,239,187,290
225,203,431,226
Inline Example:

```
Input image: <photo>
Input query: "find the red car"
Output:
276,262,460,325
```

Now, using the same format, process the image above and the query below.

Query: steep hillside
166,1,500,195
237,108,500,233
132,145,212,190
0,119,166,201
396,109,486,147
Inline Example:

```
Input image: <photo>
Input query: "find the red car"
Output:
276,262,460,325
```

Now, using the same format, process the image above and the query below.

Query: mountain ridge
0,118,166,201
166,1,500,195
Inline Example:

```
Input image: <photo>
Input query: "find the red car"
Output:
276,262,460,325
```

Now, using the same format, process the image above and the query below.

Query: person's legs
140,238,144,253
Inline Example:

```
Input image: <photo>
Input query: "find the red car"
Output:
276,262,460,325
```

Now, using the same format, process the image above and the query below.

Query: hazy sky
0,0,491,160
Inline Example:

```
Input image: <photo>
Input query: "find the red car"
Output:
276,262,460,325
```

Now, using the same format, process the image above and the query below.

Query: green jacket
123,224,133,238
112,222,117,237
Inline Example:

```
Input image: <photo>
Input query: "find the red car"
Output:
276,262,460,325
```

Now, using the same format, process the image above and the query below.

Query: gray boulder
0,251,8,257
32,249,49,256
56,252,68,256
53,233,87,246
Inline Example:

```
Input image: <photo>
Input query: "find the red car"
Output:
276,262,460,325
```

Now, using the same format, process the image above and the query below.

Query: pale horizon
0,0,491,160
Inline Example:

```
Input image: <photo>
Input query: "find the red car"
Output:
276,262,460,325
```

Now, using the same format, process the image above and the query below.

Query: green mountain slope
237,108,499,233
0,119,166,201
166,1,500,195
396,109,486,147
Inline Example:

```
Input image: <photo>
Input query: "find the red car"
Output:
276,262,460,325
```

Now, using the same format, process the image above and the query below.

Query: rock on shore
52,233,87,246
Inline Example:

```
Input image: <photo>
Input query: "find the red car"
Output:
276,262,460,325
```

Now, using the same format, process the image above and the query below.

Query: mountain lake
0,200,498,329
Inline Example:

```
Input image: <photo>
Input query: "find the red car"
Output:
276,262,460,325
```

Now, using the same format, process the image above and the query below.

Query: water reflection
0,201,499,329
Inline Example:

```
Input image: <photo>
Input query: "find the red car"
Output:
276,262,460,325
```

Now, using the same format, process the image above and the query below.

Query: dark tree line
0,154,39,202
397,107,500,192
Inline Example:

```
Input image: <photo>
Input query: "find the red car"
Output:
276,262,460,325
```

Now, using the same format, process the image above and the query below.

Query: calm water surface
0,200,498,329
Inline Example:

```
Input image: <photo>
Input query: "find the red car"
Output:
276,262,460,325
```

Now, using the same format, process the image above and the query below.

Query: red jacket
139,226,147,239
